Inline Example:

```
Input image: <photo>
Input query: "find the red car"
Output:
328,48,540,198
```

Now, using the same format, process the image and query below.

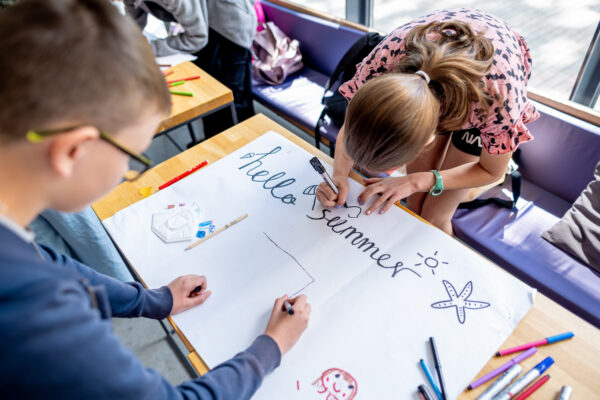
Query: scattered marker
496,332,574,356
167,76,200,84
296,380,299,391
170,90,194,97
138,186,153,197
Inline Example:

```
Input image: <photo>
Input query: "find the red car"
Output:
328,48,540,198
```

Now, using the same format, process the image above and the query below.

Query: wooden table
156,61,236,150
92,114,600,399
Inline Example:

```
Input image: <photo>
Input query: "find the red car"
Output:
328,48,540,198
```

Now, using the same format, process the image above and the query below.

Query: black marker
417,384,434,400
309,157,348,207
283,300,295,315
429,337,448,400
190,285,202,296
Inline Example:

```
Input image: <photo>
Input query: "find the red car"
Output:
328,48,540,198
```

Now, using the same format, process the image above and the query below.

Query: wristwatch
429,170,444,196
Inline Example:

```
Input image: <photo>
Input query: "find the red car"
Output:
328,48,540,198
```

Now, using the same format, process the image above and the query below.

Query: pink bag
251,22,303,86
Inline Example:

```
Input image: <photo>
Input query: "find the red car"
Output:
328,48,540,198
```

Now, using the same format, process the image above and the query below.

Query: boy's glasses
26,127,153,182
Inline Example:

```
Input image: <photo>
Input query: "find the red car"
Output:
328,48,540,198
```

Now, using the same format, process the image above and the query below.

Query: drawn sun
414,251,448,275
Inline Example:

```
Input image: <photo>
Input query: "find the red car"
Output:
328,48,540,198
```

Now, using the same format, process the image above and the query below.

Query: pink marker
496,332,573,356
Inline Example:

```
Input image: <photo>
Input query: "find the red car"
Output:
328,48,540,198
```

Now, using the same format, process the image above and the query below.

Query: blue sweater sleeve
37,244,173,319
1,272,281,399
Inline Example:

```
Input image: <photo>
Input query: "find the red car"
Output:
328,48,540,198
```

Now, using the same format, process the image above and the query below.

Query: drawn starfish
431,280,490,324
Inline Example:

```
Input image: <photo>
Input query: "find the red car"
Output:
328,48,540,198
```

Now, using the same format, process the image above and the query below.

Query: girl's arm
332,125,355,180
415,150,512,192
359,150,512,215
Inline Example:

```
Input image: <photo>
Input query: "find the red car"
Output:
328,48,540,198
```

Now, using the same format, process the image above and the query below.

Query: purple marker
468,347,537,390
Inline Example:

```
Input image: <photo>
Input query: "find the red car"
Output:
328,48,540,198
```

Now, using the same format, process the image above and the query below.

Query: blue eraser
547,332,574,344
535,356,554,374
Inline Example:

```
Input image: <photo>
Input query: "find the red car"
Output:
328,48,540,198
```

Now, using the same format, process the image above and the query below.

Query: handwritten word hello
307,209,421,278
239,147,297,205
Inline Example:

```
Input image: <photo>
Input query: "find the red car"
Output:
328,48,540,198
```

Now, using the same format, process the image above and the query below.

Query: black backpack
315,32,385,153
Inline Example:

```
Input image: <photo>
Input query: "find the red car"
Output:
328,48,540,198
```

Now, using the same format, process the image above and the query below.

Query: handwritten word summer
307,209,421,278
239,147,297,205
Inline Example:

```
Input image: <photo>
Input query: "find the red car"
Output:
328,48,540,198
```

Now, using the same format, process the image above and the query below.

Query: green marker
169,81,185,87
170,90,193,97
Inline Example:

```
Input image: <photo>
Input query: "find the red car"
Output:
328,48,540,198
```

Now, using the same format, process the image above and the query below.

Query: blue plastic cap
535,357,554,374
546,332,574,344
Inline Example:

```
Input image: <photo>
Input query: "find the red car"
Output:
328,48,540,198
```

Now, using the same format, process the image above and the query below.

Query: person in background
123,0,257,137
0,1,310,398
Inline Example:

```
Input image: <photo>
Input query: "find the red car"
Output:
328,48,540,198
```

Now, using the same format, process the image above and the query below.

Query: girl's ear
46,126,99,177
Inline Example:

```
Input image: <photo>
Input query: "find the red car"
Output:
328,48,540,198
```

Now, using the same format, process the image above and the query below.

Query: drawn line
263,232,316,297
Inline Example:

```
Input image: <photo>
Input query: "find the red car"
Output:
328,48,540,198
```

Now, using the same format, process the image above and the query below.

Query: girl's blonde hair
344,20,495,172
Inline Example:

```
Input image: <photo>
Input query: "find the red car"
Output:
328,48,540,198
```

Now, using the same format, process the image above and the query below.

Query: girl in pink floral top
316,9,539,235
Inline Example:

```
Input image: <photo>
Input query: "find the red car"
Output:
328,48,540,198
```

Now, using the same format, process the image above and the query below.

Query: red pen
163,70,174,77
158,160,208,190
513,374,550,400
166,76,200,84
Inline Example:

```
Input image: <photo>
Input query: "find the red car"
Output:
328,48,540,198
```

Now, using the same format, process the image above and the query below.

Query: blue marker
419,359,442,400
495,357,554,400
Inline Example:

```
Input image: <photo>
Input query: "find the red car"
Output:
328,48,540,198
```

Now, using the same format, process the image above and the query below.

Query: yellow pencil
185,214,248,251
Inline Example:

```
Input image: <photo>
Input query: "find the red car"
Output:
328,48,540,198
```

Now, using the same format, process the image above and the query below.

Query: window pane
373,0,600,104
293,0,346,19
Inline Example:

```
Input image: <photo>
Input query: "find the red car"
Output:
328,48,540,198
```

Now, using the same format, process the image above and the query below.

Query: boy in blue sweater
0,0,310,398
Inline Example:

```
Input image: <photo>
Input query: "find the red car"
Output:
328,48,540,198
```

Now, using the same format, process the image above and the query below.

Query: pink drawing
313,368,357,400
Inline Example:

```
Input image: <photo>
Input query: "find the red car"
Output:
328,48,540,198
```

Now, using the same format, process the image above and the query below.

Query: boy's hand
264,294,311,355
316,176,349,208
167,275,212,315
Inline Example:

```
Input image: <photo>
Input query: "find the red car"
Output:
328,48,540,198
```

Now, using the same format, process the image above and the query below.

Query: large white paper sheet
103,131,535,399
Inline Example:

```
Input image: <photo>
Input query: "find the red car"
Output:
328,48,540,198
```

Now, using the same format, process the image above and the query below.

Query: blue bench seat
253,67,328,132
453,101,600,327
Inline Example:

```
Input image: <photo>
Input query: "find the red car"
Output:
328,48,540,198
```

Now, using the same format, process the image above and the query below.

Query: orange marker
166,75,200,84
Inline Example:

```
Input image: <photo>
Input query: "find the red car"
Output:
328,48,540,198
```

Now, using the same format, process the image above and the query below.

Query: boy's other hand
315,176,349,208
168,275,211,315
264,294,311,355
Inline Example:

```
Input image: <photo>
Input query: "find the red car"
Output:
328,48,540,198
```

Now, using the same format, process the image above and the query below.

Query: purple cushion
520,101,600,203
253,67,327,130
452,179,600,328
259,1,365,76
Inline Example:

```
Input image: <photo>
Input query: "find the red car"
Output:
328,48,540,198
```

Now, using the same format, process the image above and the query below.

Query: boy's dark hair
0,0,171,142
